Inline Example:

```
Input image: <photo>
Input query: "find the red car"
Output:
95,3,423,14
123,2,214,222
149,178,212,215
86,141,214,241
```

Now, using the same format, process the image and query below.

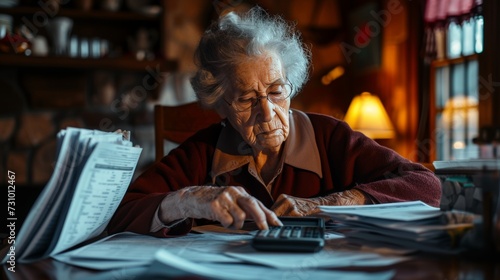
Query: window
430,14,483,161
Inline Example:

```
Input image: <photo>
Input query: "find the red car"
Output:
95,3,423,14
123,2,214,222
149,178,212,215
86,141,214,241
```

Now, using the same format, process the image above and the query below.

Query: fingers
271,194,320,217
259,201,283,227
210,187,250,229
237,197,282,230
271,193,295,216
211,198,245,229
113,129,130,140
210,186,279,230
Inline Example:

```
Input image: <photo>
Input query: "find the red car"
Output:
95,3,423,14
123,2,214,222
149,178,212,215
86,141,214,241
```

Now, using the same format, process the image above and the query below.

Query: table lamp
344,92,395,139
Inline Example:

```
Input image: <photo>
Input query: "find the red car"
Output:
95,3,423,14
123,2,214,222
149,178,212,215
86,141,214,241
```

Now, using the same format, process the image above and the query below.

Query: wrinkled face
219,52,291,155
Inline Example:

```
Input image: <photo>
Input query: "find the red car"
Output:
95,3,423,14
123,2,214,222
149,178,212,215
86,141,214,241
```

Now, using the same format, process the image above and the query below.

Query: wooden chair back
154,103,221,161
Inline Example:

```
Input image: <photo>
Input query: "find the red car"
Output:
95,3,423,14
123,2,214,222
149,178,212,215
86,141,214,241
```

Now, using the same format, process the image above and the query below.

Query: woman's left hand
271,194,321,216
271,189,367,216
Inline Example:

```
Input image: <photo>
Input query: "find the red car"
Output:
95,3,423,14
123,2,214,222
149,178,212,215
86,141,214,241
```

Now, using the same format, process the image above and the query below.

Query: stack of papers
2,128,142,263
433,159,500,171
319,201,476,254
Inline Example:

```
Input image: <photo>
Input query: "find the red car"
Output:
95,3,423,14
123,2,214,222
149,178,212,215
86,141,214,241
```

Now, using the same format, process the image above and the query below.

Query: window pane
447,21,462,58
435,66,450,108
462,18,475,56
451,63,465,97
475,15,484,54
451,110,466,160
466,109,479,158
436,112,448,160
467,60,479,99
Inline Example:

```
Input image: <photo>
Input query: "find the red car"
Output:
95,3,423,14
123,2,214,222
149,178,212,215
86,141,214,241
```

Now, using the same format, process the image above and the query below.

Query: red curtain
423,0,482,61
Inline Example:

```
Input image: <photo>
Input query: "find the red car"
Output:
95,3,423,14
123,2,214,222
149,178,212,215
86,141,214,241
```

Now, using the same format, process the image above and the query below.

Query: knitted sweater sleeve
310,113,441,206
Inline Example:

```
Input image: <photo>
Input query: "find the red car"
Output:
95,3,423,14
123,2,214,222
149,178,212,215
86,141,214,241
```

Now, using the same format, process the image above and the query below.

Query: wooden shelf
0,7,160,22
0,54,177,72
0,3,173,72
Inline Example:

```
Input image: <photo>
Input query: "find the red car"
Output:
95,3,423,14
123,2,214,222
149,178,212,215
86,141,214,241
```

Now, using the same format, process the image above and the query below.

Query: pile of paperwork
319,201,476,254
2,128,142,263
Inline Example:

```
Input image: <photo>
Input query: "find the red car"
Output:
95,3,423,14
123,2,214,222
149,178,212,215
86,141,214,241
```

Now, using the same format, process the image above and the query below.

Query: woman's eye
268,85,285,94
237,97,254,103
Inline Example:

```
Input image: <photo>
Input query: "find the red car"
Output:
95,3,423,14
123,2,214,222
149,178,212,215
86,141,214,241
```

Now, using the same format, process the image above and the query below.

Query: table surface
2,250,499,280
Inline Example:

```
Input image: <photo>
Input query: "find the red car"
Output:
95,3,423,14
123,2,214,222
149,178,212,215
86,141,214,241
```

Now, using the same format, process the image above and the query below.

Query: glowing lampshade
344,92,395,139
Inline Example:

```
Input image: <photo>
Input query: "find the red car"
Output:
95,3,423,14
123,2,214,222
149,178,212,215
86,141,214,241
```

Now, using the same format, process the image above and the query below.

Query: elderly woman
108,7,441,236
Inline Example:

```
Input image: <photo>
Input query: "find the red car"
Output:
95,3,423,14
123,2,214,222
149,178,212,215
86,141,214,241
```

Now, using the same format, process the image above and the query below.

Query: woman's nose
257,97,275,122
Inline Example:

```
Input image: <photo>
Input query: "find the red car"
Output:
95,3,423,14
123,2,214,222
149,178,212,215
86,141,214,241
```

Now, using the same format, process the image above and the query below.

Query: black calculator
251,217,325,252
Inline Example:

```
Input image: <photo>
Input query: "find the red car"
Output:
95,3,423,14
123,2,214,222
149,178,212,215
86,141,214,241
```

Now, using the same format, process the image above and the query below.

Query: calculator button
256,230,269,237
280,226,292,238
268,227,281,238
303,227,314,237
291,226,302,238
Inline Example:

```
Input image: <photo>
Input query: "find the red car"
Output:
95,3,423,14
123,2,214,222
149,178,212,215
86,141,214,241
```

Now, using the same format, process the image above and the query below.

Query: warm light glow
442,96,478,124
321,66,345,85
453,141,466,149
344,92,395,139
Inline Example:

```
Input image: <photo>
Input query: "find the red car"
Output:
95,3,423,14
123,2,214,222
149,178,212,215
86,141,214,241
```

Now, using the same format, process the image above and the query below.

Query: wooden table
2,251,499,280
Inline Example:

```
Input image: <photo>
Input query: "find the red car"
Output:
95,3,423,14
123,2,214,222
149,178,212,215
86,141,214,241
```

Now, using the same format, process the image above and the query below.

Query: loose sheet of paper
224,244,408,269
51,142,142,255
147,249,396,280
54,232,249,270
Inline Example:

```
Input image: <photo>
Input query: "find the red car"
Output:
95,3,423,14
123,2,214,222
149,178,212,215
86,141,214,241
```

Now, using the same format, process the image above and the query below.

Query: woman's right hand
158,186,282,230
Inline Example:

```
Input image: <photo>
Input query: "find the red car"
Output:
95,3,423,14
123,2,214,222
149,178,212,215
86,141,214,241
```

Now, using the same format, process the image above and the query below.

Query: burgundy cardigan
108,113,441,237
